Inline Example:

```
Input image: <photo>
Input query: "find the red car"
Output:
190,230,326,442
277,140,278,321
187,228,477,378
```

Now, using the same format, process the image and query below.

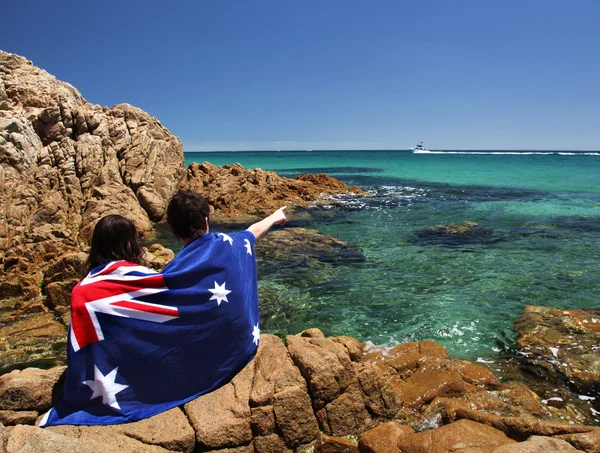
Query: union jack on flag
41,230,259,426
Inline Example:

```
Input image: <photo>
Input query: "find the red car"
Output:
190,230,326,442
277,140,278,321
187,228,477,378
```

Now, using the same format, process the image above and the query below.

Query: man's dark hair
167,190,210,240
85,214,146,274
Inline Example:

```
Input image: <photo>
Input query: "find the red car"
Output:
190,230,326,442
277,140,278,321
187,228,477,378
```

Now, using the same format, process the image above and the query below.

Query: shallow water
183,150,600,360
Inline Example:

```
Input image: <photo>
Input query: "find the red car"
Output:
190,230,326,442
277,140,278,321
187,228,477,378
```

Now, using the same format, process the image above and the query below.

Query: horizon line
183,148,600,153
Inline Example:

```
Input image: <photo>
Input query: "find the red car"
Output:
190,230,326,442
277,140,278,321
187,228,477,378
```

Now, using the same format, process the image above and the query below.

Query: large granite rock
47,408,195,453
395,419,515,452
249,334,319,449
180,161,366,221
0,51,185,242
0,366,65,412
0,50,185,371
4,423,178,453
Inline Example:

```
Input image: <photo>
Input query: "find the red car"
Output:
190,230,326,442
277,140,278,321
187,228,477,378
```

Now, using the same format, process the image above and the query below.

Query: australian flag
40,230,259,426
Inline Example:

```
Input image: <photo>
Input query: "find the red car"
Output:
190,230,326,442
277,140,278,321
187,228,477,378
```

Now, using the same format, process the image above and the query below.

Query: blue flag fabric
40,230,259,426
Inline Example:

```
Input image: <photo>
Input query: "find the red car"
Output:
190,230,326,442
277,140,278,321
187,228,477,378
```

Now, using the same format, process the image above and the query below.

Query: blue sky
2,1,599,151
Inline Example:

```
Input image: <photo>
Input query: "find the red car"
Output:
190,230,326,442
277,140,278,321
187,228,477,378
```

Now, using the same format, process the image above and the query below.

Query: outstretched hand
247,206,288,240
271,206,287,225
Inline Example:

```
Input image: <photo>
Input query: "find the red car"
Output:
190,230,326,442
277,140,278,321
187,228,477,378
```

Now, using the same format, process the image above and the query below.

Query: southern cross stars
244,238,253,255
209,281,231,306
83,365,128,411
252,324,260,345
218,233,233,245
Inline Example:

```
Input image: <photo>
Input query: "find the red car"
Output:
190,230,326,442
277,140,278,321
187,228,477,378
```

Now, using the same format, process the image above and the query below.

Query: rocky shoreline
1,329,599,452
1,50,599,451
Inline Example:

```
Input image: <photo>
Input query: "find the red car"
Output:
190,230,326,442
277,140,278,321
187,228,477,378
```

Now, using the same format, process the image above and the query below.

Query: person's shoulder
231,230,256,242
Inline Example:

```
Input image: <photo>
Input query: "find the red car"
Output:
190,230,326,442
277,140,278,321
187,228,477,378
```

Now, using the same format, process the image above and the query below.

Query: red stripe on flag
70,263,172,350
71,283,102,349
77,275,167,302
110,300,179,317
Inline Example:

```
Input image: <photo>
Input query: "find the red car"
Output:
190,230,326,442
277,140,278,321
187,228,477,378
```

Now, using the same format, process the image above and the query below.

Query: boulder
0,366,65,411
255,227,365,267
250,334,319,448
514,306,600,395
556,430,600,453
395,419,515,453
144,243,175,270
358,339,502,426
440,405,598,441
0,51,184,240
185,360,255,450
286,329,372,436
4,424,174,453
47,407,195,453
358,422,414,453
0,410,38,426
0,312,67,372
253,434,292,453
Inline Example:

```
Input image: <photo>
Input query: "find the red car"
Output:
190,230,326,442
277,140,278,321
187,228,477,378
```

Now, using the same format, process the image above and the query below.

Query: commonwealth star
83,365,129,411
209,281,232,306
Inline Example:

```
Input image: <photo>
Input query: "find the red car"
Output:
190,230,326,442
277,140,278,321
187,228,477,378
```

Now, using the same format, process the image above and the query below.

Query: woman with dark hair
84,214,147,274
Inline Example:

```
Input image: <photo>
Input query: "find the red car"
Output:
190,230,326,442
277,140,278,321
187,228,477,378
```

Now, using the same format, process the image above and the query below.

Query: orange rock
396,419,515,453
358,422,414,453
181,162,366,220
557,429,600,453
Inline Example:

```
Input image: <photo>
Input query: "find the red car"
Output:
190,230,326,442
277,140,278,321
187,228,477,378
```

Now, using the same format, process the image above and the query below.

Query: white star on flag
83,365,129,411
252,324,260,345
209,281,231,306
218,233,233,245
244,238,253,256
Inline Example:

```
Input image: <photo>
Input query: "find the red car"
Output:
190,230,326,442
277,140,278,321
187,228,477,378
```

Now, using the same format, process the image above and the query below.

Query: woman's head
85,215,146,273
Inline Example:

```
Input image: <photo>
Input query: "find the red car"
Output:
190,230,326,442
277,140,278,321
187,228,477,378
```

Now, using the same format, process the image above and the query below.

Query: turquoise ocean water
182,150,600,360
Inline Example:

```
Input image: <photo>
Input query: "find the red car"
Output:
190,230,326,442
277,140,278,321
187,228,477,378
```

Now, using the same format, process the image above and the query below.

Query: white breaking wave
413,150,599,156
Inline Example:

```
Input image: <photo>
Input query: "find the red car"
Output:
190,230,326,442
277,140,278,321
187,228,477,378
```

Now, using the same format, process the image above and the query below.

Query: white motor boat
409,142,430,153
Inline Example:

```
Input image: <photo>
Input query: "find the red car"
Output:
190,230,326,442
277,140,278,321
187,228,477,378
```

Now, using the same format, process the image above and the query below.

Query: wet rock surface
1,331,599,452
514,306,600,397
255,227,365,268
413,221,497,247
